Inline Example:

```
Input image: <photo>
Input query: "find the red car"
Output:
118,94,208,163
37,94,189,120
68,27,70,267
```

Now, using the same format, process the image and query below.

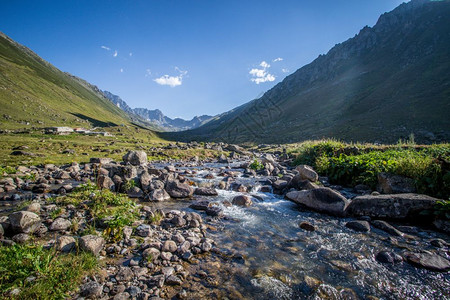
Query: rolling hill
167,0,450,144
0,32,137,130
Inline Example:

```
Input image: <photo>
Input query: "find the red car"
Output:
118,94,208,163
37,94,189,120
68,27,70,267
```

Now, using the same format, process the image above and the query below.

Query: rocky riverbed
0,150,449,299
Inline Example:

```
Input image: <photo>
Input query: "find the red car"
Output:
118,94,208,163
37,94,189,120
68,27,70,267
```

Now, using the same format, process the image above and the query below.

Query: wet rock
272,180,288,190
9,211,41,234
405,252,450,272
260,185,272,193
80,281,103,298
286,188,349,217
371,220,403,236
299,221,315,231
189,200,210,211
55,235,76,252
206,206,223,217
375,251,403,264
430,238,448,248
123,150,148,166
345,220,370,232
295,165,318,182
79,235,105,256
232,195,253,207
194,187,218,196
346,193,438,220
49,217,71,231
377,172,416,194
165,181,194,198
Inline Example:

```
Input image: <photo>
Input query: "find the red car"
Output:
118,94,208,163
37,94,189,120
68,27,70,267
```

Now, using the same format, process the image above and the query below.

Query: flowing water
151,163,450,299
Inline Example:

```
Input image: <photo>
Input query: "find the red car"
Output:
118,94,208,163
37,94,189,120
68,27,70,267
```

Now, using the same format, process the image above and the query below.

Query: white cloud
101,45,110,51
282,68,289,73
153,67,187,87
273,57,283,62
249,61,276,84
113,50,118,57
120,68,124,73
129,52,133,57
145,69,152,77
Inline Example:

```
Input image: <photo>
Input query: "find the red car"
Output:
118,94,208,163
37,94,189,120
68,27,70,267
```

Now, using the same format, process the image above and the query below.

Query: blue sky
1,0,407,119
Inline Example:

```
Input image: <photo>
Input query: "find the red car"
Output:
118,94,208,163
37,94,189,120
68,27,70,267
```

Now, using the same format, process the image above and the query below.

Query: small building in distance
44,127,74,135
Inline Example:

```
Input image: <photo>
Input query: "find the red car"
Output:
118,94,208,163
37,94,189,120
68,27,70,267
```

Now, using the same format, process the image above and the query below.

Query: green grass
290,140,450,199
0,244,97,300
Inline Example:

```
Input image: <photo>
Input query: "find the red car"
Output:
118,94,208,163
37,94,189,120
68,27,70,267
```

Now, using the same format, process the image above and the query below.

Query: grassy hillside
168,0,450,144
0,32,132,130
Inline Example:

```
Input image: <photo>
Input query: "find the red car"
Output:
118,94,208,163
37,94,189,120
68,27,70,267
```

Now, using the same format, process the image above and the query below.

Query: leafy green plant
123,179,137,192
49,207,62,219
149,211,164,225
249,159,264,171
0,244,97,299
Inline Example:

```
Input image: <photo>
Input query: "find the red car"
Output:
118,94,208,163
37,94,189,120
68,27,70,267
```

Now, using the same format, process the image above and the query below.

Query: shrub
249,159,264,171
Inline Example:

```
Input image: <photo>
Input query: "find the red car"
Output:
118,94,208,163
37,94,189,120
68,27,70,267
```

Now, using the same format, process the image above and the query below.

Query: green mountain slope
168,0,450,144
0,32,132,130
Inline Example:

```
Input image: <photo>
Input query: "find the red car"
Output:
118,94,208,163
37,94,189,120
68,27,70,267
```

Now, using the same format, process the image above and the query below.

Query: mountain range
165,0,450,144
101,90,213,131
1,0,449,144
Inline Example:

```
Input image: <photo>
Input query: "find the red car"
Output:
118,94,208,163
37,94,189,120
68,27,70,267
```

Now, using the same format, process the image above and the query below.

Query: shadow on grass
70,113,118,127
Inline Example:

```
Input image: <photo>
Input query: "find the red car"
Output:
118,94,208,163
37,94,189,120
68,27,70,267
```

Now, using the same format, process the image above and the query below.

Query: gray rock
345,220,370,232
206,206,223,217
377,172,416,194
165,275,182,285
80,281,103,298
25,202,41,213
0,224,3,239
371,220,403,236
194,187,218,196
189,200,210,211
346,193,438,219
123,150,147,166
128,186,144,198
295,165,319,182
116,267,134,282
165,181,194,198
433,219,450,234
286,187,349,217
272,180,288,190
140,171,153,191
136,224,152,237
232,195,253,207
299,222,315,231
9,211,41,234
375,251,403,264
79,235,105,256
49,217,71,231
12,233,30,243
142,247,160,260
147,189,170,202
55,235,76,252
97,175,115,190
162,240,178,253
405,252,450,272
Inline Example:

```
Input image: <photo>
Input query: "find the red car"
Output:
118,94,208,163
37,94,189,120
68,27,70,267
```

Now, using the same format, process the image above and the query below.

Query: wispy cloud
101,45,111,51
282,68,289,73
273,57,283,62
145,69,152,77
153,67,187,87
113,50,118,57
120,68,124,73
129,52,133,57
249,61,275,84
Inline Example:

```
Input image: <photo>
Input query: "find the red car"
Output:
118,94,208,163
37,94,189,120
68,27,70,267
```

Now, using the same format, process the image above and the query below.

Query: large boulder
147,189,171,202
9,211,41,234
165,181,194,198
286,187,349,217
194,187,218,196
122,151,147,166
377,172,416,194
404,252,450,272
79,235,105,256
346,193,438,219
49,217,71,231
232,195,253,207
97,175,115,190
295,165,319,182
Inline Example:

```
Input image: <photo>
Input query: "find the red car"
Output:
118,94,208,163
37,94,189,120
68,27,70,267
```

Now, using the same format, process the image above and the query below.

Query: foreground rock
166,181,194,198
286,188,349,217
404,252,450,272
122,150,147,166
9,211,41,233
232,195,253,207
79,235,105,256
295,165,319,182
346,193,438,219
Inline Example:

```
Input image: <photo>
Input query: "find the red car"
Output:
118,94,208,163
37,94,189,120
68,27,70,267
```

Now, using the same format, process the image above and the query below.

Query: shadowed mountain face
102,90,213,131
167,0,450,144
0,32,133,130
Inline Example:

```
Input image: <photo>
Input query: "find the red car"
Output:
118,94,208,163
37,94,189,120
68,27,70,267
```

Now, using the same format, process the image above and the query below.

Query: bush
249,159,264,171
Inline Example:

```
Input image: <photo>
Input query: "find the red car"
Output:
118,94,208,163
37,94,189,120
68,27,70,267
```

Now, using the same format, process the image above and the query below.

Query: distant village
44,126,113,136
